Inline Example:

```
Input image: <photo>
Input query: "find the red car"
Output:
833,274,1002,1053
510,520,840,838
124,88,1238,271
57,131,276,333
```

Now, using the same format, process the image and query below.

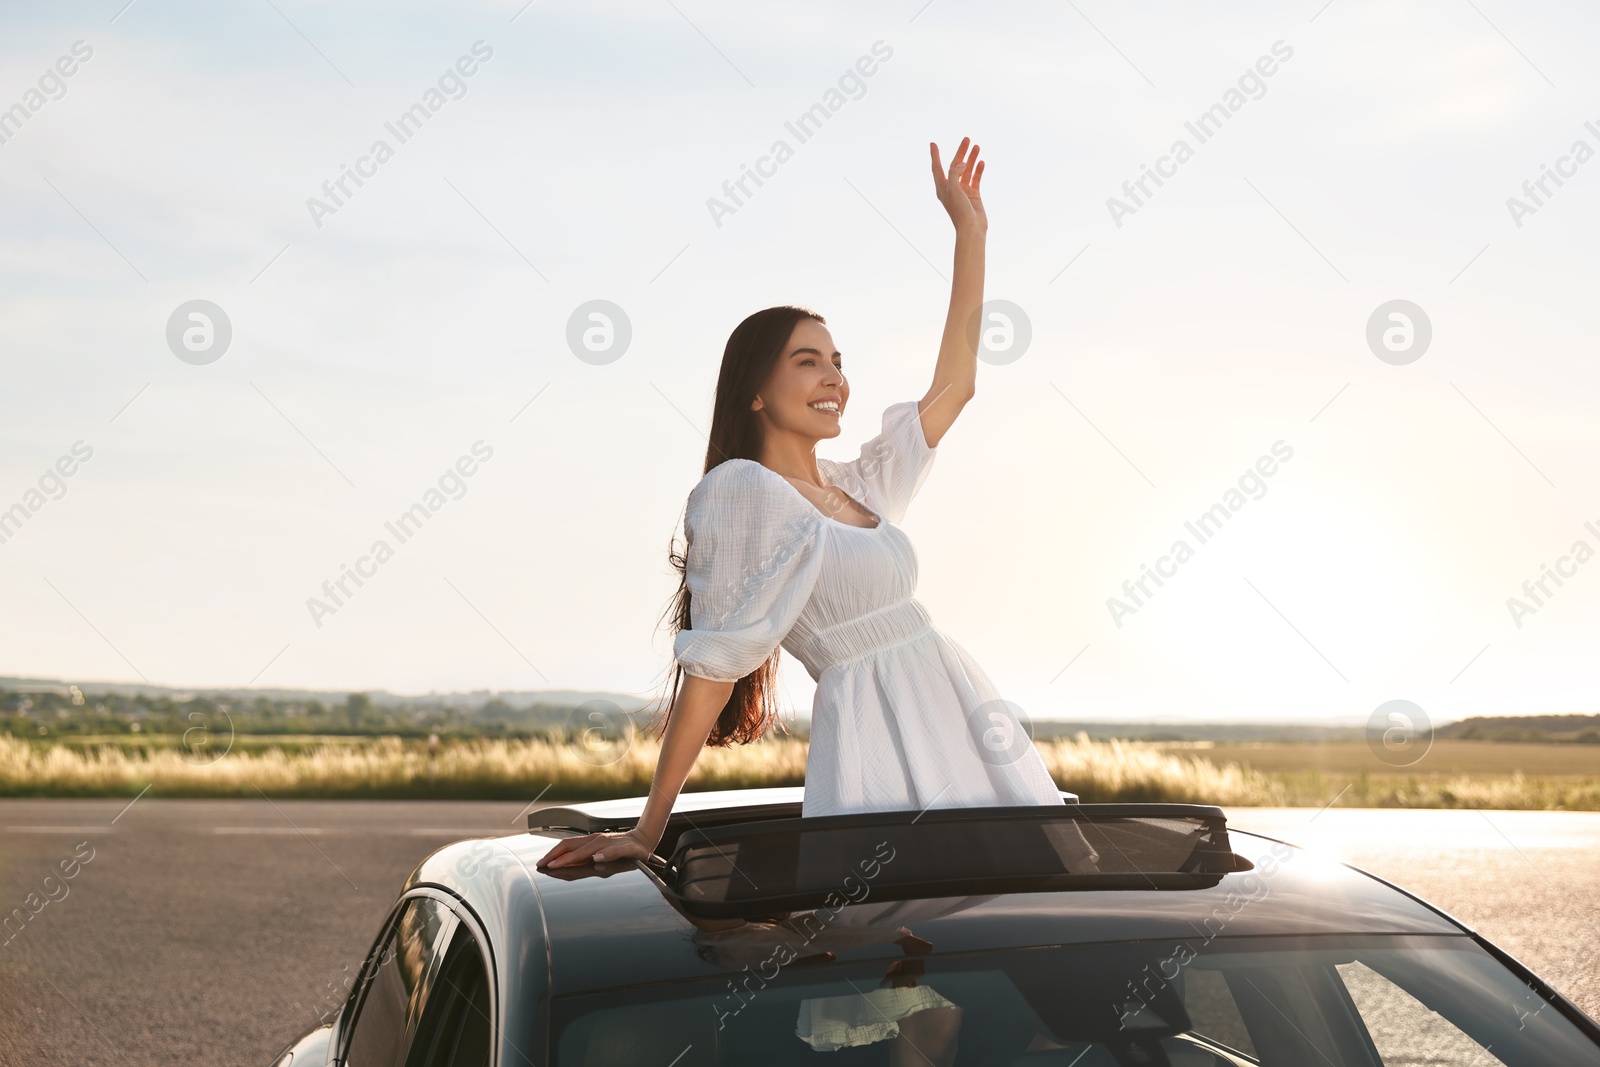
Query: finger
537,838,577,863
949,159,968,192
547,842,598,868
540,833,598,867
950,136,971,179
972,159,985,193
958,144,978,191
930,142,944,189
571,834,622,862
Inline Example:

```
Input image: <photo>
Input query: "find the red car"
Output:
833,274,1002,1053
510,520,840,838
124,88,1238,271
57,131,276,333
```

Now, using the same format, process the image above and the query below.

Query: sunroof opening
640,803,1254,919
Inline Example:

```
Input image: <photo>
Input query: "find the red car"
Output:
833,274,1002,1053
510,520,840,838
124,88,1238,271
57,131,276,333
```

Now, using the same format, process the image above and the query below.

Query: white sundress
672,397,1065,818
671,399,1068,1053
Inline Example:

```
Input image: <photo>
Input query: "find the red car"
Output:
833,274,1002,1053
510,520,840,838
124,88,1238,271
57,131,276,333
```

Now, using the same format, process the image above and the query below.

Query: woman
538,136,1064,869
538,135,1078,1064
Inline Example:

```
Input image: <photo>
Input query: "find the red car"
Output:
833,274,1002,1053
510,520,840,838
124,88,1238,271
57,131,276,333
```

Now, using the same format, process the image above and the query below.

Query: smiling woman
537,140,1075,917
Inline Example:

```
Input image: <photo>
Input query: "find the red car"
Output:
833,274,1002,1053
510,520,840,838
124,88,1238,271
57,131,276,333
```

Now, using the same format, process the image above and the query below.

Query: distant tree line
0,686,598,741
1441,722,1600,743
6,685,1596,745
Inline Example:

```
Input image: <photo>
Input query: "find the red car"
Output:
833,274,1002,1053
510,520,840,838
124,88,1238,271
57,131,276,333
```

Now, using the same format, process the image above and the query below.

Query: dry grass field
2,732,1598,808
1153,740,1598,776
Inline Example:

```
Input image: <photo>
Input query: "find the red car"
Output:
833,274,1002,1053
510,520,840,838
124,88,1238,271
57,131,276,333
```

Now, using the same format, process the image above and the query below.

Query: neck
755,422,825,486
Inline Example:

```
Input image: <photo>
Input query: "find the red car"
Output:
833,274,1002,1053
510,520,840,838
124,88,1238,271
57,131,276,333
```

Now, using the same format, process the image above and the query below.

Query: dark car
271,785,1600,1066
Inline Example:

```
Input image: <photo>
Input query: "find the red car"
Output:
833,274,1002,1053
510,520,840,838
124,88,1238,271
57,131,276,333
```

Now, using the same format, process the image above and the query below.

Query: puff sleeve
672,460,828,683
831,400,939,525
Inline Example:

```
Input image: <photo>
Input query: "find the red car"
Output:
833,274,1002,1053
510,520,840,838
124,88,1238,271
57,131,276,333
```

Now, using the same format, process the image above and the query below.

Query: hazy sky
4,0,1599,729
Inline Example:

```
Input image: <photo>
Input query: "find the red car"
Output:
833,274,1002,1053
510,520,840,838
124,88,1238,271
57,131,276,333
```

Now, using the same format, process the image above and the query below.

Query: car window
1337,960,1511,1066
344,896,455,1067
549,933,1600,1067
1180,967,1256,1059
405,923,493,1067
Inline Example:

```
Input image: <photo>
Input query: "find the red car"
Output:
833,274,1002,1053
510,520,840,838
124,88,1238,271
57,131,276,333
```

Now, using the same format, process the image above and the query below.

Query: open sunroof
642,803,1255,918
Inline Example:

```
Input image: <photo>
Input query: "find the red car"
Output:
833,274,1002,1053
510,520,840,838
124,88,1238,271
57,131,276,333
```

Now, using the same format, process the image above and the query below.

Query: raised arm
919,136,988,449
536,673,734,868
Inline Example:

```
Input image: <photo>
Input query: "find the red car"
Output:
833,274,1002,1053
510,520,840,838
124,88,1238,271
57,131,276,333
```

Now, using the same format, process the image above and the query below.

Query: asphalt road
0,799,1596,1066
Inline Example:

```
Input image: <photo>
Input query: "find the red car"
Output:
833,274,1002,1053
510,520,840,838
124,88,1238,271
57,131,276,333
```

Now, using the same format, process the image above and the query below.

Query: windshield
551,933,1599,1067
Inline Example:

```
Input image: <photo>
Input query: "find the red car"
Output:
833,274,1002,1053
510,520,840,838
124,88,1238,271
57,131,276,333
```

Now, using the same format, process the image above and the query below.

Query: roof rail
641,803,1254,918
526,790,1082,836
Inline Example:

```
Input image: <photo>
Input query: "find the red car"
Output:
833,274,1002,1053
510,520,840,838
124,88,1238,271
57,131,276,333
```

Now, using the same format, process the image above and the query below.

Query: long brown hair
644,305,826,747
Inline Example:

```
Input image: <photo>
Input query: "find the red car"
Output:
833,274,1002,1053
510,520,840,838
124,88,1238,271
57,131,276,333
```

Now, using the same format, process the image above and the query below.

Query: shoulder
686,460,814,527
689,458,779,503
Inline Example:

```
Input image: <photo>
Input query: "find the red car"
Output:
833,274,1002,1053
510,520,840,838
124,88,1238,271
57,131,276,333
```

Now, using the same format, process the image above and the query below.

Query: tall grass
0,731,807,800
2,732,1599,808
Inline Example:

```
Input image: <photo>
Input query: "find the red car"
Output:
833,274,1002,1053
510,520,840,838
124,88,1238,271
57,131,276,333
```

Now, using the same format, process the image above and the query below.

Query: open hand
930,136,986,234
536,827,655,869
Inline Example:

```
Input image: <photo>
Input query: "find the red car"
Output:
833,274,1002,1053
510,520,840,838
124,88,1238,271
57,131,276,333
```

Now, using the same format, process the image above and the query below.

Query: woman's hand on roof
535,827,654,869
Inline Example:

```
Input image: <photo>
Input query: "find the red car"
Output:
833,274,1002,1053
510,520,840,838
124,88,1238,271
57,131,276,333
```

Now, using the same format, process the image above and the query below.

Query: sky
3,0,1600,729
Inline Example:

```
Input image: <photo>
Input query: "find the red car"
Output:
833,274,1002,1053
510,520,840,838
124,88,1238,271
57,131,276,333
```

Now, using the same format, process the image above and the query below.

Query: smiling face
751,317,849,443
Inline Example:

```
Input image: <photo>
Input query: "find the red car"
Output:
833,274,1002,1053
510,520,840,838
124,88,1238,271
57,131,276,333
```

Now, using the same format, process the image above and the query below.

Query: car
270,785,1600,1066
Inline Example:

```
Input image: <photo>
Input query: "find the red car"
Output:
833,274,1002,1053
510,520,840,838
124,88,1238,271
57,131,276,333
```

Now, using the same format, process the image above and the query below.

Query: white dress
673,400,1067,1050
672,398,1065,818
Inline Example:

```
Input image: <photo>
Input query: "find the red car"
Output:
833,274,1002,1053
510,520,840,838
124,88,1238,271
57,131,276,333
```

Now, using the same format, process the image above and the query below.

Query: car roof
408,788,1467,999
